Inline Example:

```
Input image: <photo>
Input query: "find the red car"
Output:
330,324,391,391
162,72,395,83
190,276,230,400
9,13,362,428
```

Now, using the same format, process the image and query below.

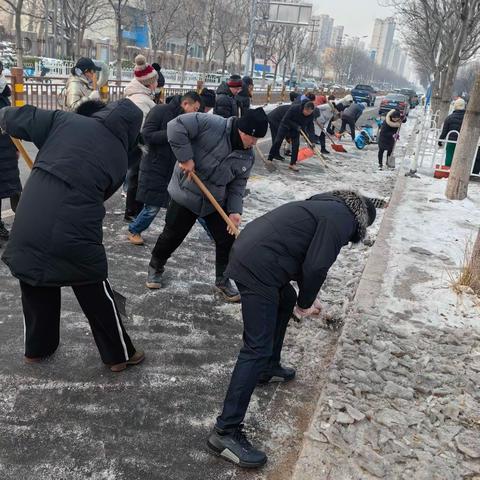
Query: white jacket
124,78,155,126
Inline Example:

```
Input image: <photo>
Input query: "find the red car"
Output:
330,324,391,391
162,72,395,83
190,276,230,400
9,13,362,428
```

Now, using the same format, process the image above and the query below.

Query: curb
291,167,409,479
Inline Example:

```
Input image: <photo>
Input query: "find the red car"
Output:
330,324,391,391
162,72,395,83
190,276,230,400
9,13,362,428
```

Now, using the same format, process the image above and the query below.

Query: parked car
351,84,377,106
378,93,410,117
399,88,419,108
297,81,317,91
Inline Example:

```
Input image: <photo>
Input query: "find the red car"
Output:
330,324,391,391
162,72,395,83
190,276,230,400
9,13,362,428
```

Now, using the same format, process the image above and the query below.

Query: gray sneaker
207,425,267,468
146,265,164,289
214,277,240,302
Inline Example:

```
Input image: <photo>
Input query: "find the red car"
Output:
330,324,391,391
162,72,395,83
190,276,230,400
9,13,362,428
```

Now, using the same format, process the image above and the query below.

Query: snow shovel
254,144,276,172
299,129,335,171
190,172,240,238
10,137,34,169
325,131,347,153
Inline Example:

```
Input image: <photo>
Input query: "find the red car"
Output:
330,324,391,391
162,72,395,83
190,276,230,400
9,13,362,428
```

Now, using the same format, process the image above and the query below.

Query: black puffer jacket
137,95,184,207
0,100,142,286
225,191,371,308
214,82,238,118
236,83,251,117
439,109,465,142
278,102,314,138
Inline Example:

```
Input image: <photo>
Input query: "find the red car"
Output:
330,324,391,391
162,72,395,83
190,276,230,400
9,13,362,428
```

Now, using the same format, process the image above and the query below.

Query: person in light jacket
64,57,102,111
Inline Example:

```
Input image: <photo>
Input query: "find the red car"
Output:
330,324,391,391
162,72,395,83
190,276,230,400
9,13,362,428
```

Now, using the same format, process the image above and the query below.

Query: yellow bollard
11,67,25,107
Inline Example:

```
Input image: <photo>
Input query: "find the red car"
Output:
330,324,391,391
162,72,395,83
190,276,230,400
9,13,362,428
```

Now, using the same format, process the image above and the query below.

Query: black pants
340,118,356,141
216,282,297,430
317,131,326,149
20,280,136,364
125,155,143,218
151,200,235,279
378,147,393,166
269,127,300,165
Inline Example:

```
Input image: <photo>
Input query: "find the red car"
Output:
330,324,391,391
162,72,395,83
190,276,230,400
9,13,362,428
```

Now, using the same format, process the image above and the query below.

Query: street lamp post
244,0,258,77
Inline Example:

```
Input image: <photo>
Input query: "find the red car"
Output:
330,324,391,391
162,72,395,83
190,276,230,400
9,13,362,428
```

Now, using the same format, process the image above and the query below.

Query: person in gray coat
337,102,366,141
146,107,269,302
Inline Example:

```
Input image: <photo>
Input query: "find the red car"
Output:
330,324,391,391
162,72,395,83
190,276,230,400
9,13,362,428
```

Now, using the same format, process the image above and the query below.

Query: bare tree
196,0,219,76
1,0,25,66
445,72,480,199
107,0,129,81
144,0,180,64
177,0,198,85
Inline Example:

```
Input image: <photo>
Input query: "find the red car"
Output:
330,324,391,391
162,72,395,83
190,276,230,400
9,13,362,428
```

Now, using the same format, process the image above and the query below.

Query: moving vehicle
351,84,377,106
399,88,419,108
378,93,410,117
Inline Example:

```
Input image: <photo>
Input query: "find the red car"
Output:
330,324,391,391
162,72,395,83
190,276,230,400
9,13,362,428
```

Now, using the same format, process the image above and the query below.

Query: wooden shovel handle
10,137,34,169
92,72,98,91
190,171,240,238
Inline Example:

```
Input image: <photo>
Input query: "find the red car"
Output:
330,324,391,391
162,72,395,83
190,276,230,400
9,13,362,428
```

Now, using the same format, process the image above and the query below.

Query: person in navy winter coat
0,100,145,372
127,92,202,245
207,190,377,468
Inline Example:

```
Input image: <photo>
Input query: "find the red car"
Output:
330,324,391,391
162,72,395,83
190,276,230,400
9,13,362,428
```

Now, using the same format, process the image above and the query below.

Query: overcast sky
312,0,396,40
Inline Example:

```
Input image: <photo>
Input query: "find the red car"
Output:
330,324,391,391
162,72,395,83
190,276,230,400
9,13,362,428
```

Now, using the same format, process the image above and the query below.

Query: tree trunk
438,62,460,126
470,228,480,295
445,72,480,200
115,12,122,82
15,0,24,67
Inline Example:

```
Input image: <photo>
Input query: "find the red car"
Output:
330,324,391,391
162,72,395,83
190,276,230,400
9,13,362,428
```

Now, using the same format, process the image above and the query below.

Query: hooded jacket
136,95,184,207
64,74,94,111
225,191,371,307
378,109,402,150
167,113,253,216
214,82,239,118
124,77,156,125
0,100,142,286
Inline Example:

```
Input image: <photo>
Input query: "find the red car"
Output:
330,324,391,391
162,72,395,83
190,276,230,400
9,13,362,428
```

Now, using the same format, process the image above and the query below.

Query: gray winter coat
167,113,253,217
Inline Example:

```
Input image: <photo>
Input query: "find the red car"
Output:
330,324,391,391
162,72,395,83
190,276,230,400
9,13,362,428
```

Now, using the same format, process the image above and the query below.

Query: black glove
438,141,443,148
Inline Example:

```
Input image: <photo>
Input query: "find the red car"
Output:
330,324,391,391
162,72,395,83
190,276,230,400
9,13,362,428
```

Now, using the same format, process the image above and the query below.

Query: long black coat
267,105,290,129
439,109,465,142
0,100,142,287
236,83,251,117
137,95,183,207
378,110,402,151
0,133,20,200
225,192,370,308
278,102,314,138
214,82,238,118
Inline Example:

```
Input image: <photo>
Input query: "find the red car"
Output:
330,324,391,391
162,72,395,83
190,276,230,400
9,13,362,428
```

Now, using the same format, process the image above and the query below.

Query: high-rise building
388,40,401,72
370,17,396,67
317,14,334,51
331,25,344,48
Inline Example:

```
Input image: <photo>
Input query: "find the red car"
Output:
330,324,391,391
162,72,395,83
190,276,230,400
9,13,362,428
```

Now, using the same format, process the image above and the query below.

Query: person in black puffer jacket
0,100,145,372
236,76,253,117
0,63,21,241
438,98,466,167
127,91,202,245
207,190,377,468
377,109,404,170
214,75,243,118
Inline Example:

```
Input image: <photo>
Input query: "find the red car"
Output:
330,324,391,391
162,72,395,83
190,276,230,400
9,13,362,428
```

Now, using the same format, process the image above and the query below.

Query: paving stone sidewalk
293,173,480,479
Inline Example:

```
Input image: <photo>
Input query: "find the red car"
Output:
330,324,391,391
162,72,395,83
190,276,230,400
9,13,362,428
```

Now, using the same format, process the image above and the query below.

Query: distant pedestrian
145,108,268,302
214,75,243,118
268,100,315,172
208,190,377,468
438,98,467,168
0,100,144,371
337,101,366,141
236,76,253,116
123,55,158,222
378,109,404,170
128,92,202,245
0,61,21,242
63,57,102,111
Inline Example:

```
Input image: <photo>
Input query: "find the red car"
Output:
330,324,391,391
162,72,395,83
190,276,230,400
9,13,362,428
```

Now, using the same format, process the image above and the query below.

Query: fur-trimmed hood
329,190,372,243
386,109,402,128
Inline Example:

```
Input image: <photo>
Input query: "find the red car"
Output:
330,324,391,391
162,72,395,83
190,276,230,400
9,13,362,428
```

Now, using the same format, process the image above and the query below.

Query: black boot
146,258,165,289
320,148,330,154
0,221,9,241
269,154,284,162
207,425,267,468
258,364,296,384
215,277,240,302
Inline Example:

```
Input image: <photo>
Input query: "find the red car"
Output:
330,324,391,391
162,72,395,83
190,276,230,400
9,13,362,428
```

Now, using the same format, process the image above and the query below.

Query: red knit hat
226,74,243,88
134,55,158,86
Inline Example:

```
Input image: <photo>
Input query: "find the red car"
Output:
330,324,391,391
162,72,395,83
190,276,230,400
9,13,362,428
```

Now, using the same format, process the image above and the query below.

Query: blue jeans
128,204,161,234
